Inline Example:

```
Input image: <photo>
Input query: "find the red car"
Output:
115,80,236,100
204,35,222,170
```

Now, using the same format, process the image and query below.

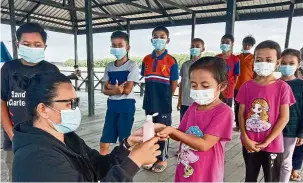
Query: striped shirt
102,60,140,113
141,50,179,113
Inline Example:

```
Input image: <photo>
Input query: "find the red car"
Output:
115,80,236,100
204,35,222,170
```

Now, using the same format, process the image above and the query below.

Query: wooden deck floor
1,91,302,182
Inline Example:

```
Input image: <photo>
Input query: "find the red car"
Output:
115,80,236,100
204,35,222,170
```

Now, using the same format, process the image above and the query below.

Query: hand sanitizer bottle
143,113,158,142
143,113,158,167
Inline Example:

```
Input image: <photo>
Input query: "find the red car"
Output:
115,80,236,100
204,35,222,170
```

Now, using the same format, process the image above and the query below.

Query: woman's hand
128,137,161,167
127,123,168,146
243,136,261,153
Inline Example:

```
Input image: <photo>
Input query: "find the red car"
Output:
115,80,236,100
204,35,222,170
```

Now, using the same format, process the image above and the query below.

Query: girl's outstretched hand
157,126,175,139
129,123,168,146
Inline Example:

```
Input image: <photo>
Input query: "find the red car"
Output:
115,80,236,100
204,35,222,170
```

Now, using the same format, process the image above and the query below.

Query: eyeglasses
47,97,80,110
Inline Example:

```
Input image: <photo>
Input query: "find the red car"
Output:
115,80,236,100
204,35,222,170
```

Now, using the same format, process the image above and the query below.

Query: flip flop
151,162,167,173
233,127,240,132
290,173,301,182
142,165,153,170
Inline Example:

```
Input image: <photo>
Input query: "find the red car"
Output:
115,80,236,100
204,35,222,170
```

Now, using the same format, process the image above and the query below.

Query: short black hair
189,56,228,84
281,48,301,63
15,72,71,123
110,31,129,44
243,35,256,46
254,40,281,59
152,26,169,37
192,38,204,45
221,34,234,43
16,23,47,43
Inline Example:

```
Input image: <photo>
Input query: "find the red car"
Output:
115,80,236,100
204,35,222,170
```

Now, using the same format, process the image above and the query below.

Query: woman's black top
12,122,139,182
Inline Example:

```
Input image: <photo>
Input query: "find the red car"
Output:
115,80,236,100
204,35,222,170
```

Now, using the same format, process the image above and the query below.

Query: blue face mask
110,47,127,60
48,107,82,134
190,48,201,57
18,44,45,63
152,39,167,51
220,44,231,53
279,65,297,76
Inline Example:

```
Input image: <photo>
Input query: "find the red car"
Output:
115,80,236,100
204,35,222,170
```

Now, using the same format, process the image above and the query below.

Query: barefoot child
158,57,233,182
236,40,296,182
278,49,303,182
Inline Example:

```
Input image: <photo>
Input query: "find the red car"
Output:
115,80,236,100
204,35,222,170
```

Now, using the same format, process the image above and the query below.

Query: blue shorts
100,110,135,143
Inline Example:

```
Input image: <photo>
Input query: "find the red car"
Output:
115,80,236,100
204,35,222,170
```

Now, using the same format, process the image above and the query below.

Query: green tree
63,52,218,68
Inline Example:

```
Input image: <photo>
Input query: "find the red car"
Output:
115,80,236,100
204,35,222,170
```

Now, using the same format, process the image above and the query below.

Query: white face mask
254,62,276,77
241,49,251,54
48,107,82,134
190,88,217,105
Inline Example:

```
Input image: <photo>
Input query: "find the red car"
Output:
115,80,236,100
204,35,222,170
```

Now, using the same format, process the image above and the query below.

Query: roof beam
27,0,127,20
1,18,73,34
1,10,72,27
113,0,163,14
19,2,41,23
92,0,125,30
1,7,70,22
78,1,303,27
145,0,151,8
154,0,174,24
159,0,193,13
92,0,138,7
69,0,78,31
77,9,303,34
79,0,254,23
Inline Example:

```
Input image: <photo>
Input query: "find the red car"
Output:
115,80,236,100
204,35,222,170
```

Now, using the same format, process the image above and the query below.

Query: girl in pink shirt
157,57,233,182
236,40,296,182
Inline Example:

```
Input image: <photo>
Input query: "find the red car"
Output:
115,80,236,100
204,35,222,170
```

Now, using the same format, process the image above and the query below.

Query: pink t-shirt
175,103,233,182
236,79,296,153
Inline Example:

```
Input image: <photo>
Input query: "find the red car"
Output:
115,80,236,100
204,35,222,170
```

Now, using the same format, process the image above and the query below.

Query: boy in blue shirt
100,31,139,155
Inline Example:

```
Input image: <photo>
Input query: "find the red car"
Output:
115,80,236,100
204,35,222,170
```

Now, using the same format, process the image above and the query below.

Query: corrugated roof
1,0,303,34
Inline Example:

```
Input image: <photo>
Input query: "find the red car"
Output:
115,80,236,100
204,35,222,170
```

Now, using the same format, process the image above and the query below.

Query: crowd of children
101,25,303,182
1,22,302,182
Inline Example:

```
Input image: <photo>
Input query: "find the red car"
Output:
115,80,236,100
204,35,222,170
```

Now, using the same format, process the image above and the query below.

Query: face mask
190,88,217,105
254,62,276,77
110,47,127,60
220,44,231,52
48,107,82,134
279,65,297,76
242,49,251,54
190,48,201,57
152,39,167,51
18,44,45,63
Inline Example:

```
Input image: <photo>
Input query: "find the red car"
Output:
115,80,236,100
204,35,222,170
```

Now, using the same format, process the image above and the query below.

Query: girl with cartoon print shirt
236,41,296,182
157,57,233,182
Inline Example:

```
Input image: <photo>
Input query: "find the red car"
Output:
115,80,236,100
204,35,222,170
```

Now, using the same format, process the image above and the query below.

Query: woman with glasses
12,72,162,182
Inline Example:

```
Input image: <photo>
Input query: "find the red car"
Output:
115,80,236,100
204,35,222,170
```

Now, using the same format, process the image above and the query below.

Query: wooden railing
60,70,146,96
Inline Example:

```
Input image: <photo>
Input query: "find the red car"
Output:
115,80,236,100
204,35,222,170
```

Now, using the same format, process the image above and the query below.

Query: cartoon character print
246,98,271,132
177,126,203,178
270,153,278,168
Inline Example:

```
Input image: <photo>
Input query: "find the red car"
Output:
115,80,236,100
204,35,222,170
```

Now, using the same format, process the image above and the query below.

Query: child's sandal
290,173,301,182
151,163,167,173
142,165,153,170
